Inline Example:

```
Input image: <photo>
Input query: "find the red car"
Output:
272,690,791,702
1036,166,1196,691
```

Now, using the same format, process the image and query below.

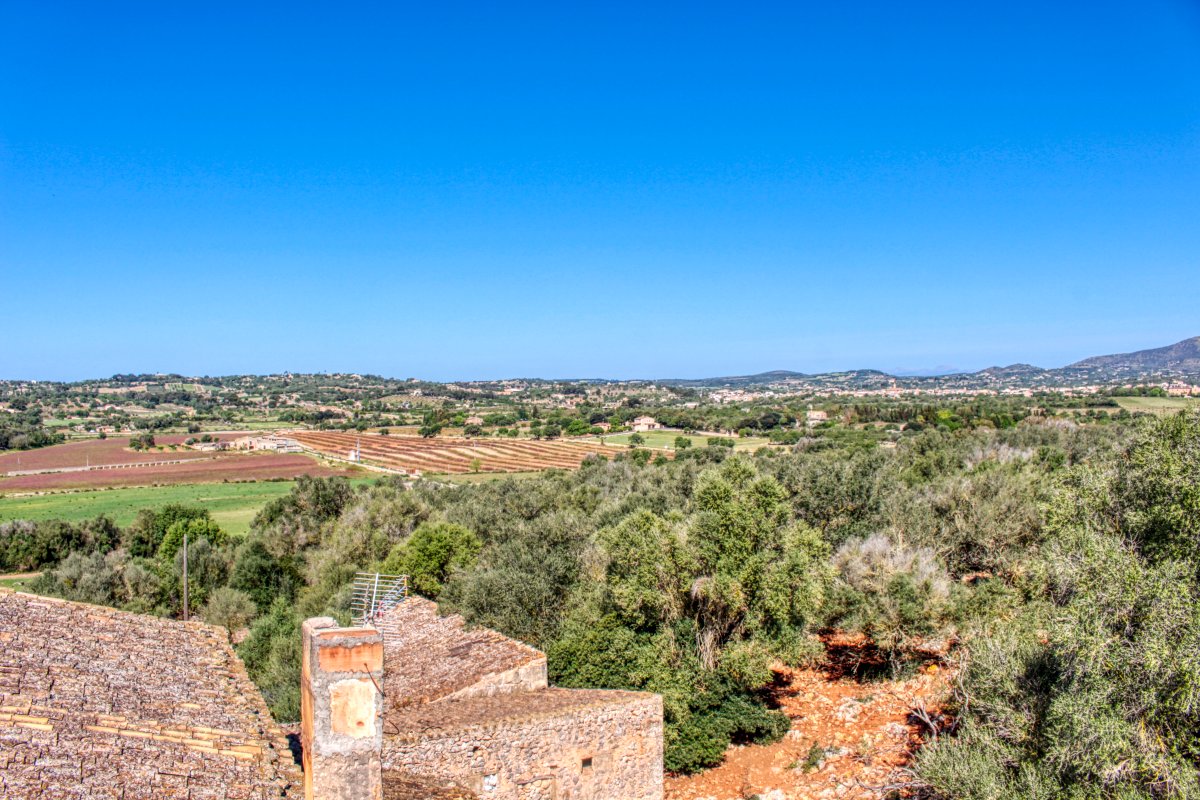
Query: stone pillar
301,617,384,800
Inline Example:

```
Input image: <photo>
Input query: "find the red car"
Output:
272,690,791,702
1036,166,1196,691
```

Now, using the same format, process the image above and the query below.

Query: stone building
0,588,663,800
375,597,663,800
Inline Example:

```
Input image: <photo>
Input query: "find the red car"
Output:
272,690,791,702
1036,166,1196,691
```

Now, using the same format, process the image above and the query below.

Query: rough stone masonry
373,597,664,800
0,586,662,800
301,617,386,800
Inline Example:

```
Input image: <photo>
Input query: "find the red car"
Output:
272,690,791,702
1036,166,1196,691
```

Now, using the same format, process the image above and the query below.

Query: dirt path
665,661,949,800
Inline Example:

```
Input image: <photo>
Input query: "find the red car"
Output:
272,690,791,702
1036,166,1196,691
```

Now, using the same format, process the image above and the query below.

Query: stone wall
382,692,663,800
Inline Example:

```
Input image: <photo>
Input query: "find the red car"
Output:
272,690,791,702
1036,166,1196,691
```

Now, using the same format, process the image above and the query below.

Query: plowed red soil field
0,453,358,491
290,431,626,474
0,434,243,473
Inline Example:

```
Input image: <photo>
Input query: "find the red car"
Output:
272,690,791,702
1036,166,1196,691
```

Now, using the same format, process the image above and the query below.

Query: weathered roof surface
0,589,300,799
387,687,653,741
380,597,543,706
382,769,478,800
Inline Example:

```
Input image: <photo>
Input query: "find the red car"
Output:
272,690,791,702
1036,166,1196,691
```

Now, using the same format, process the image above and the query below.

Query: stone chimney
301,617,385,800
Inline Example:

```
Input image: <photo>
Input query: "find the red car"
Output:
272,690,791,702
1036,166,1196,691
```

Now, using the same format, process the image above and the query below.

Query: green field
0,573,39,590
586,430,771,451
43,417,83,427
1114,396,1199,415
220,420,295,431
0,480,372,536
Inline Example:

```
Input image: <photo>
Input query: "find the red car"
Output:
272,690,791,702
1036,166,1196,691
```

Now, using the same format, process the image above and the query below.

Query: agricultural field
588,430,771,451
434,471,544,485
0,477,381,536
0,452,361,492
0,482,300,535
0,434,242,473
210,420,301,431
0,434,364,492
291,431,624,474
1113,396,1198,414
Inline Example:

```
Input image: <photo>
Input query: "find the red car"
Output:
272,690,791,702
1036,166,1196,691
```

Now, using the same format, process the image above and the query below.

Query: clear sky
2,2,1198,381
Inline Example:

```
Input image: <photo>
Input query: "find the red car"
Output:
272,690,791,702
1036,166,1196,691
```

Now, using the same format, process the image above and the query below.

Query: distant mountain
645,337,1200,390
974,363,1047,378
1069,336,1200,372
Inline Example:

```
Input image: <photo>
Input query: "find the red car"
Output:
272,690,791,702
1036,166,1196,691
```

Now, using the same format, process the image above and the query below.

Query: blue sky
2,1,1198,381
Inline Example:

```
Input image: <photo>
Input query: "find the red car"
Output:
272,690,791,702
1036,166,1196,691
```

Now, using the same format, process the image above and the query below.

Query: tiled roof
0,589,300,799
387,687,652,741
380,597,542,707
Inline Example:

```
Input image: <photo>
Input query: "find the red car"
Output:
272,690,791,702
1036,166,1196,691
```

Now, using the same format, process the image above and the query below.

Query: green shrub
916,412,1200,799
201,587,258,631
917,533,1200,799
238,598,302,722
827,533,953,672
379,521,481,598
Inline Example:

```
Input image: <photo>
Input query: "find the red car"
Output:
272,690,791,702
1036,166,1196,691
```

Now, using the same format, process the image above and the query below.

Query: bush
158,516,227,563
379,521,481,598
238,598,302,722
827,533,953,672
0,516,119,572
123,504,212,559
201,587,258,631
230,538,301,611
667,687,790,773
916,412,1200,799
128,432,155,450
31,550,121,606
916,531,1200,799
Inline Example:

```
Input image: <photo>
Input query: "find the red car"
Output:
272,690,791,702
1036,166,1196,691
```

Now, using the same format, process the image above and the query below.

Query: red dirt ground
0,453,359,491
0,433,244,473
665,643,951,800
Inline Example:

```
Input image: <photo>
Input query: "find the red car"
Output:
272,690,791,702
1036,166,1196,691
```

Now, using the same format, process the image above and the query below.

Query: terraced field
290,431,622,474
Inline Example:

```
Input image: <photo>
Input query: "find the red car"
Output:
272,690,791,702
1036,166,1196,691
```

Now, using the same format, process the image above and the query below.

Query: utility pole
182,530,189,622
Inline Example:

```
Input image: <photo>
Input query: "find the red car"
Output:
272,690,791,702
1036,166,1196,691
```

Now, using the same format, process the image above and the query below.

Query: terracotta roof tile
0,589,300,799
380,597,543,707
386,687,652,741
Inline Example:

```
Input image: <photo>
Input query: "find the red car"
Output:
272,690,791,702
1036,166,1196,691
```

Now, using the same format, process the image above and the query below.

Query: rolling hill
646,337,1200,388
1069,336,1200,372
